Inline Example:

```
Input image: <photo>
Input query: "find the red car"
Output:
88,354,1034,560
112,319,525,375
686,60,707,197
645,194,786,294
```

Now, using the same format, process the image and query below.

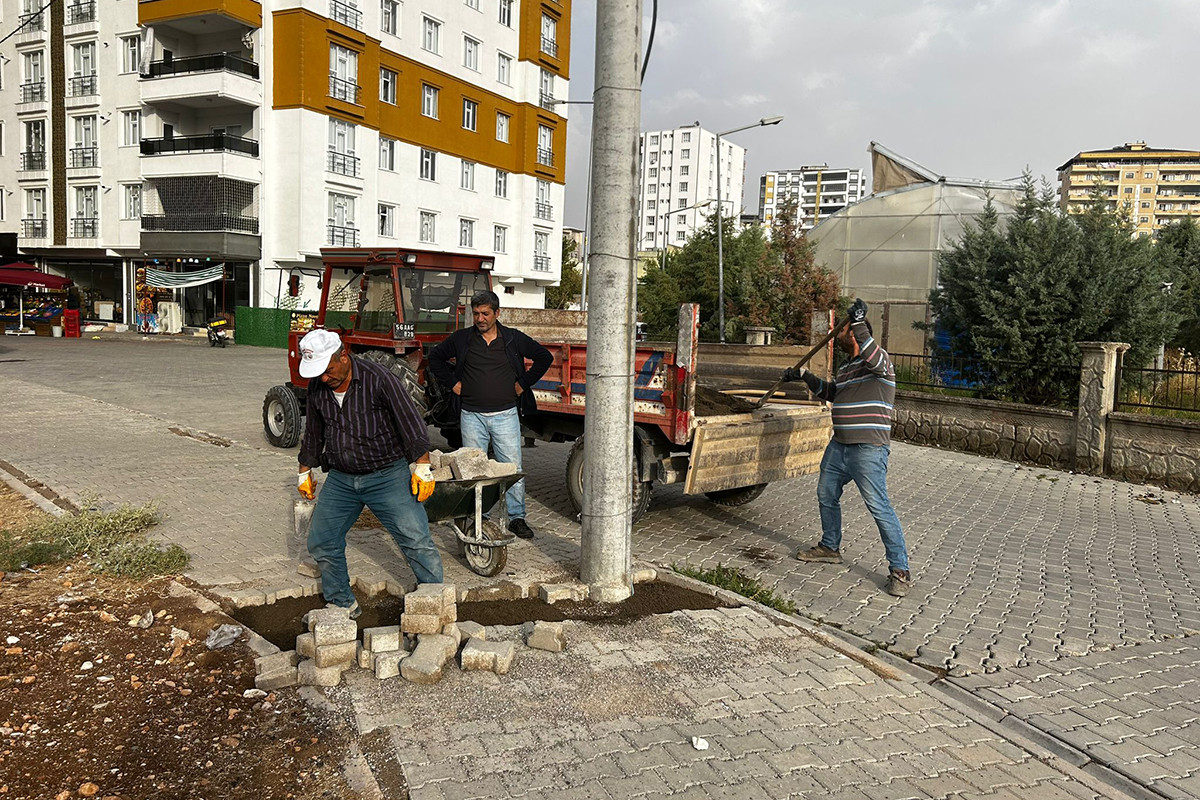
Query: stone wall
892,392,1075,469
1107,413,1200,493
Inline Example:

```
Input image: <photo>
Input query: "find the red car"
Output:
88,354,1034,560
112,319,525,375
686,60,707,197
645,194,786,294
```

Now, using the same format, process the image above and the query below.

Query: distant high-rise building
759,166,866,231
637,123,746,252
1057,142,1200,238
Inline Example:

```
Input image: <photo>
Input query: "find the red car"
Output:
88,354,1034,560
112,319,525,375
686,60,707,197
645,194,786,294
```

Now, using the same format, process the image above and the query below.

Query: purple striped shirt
299,356,430,473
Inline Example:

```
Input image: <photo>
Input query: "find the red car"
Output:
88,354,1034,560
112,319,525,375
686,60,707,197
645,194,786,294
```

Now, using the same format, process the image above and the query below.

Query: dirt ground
0,485,363,800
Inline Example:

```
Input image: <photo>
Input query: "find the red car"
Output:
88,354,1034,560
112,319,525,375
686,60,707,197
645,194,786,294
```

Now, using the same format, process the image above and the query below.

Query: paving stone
461,639,517,674
254,666,299,691
305,606,352,629
357,644,373,670
524,621,566,652
374,650,409,680
402,613,446,635
297,659,344,687
401,634,458,684
540,583,588,603
314,640,357,668
296,632,316,659
404,584,456,616
445,448,490,480
458,621,487,641
312,619,358,647
362,625,402,653
254,649,299,676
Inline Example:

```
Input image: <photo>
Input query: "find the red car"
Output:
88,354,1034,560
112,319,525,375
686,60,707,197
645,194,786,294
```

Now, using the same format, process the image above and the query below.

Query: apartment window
534,231,551,270
537,124,554,166
1124,187,1133,194
680,165,689,176
379,137,396,171
122,36,141,74
380,68,397,104
461,160,475,190
465,0,479,7
495,170,509,198
540,14,557,57
123,184,142,219
462,99,478,131
72,115,97,166
422,17,441,54
420,148,437,181
419,210,437,243
499,0,513,27
676,231,685,242
327,193,356,241
681,148,690,159
422,84,439,118
1125,171,1135,179
647,200,656,209
121,110,140,147
646,216,654,227
678,199,686,209
1143,186,1154,194
493,225,508,253
1141,201,1150,209
681,132,691,143
329,45,359,102
679,182,688,192
649,135,659,145
22,120,45,166
496,112,510,143
25,188,46,223
23,50,43,84
539,69,554,104
1139,216,1149,223
459,218,475,248
1144,172,1153,179
74,184,98,224
380,0,398,35
497,53,512,85
70,42,97,96
677,214,685,224
463,36,480,71
648,168,657,178
378,203,395,237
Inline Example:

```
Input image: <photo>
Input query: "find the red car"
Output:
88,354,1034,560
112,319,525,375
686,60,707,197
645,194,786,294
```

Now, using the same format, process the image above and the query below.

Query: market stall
0,265,75,336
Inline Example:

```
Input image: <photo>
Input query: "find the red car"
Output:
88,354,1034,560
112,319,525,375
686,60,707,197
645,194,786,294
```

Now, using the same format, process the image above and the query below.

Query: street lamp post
714,115,784,343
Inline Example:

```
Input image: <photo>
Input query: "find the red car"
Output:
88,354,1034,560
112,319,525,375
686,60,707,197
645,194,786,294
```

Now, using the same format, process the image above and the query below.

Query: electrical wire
641,0,657,84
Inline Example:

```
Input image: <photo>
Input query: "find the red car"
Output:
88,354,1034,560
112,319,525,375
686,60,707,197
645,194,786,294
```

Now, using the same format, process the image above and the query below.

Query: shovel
753,316,852,409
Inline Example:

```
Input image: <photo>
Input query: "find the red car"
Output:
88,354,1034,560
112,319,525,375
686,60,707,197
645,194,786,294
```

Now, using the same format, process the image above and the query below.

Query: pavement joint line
0,461,71,517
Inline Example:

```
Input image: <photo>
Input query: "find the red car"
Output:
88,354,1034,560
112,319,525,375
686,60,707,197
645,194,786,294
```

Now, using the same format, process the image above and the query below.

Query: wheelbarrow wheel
459,518,508,577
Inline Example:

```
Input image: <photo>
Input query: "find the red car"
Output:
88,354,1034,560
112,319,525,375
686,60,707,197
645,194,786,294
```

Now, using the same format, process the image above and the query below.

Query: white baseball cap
298,329,343,378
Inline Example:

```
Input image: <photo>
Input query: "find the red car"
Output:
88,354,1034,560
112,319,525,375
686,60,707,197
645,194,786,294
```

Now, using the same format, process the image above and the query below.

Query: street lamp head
759,115,784,126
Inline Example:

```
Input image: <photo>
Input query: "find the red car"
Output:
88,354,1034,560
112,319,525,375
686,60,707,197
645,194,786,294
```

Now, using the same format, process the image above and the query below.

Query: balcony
142,214,259,234
330,0,361,30
327,151,360,178
19,82,46,104
17,11,43,36
22,219,48,238
20,152,47,171
69,146,99,168
69,74,98,97
71,218,99,238
140,134,261,182
148,52,258,79
328,74,360,104
327,225,359,247
534,201,553,221
540,36,558,58
141,133,258,157
533,255,551,272
539,92,556,111
141,54,261,109
66,2,96,24
536,148,555,167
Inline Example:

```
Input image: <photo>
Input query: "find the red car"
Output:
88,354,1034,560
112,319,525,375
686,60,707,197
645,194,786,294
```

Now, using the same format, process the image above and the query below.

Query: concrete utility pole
580,0,641,603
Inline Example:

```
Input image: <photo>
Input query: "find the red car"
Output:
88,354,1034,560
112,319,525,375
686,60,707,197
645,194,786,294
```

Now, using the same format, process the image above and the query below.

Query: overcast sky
561,0,1200,228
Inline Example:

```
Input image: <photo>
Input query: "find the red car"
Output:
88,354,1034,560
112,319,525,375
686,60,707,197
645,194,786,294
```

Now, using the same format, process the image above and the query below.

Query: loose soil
229,593,405,652
693,386,757,416
0,485,363,800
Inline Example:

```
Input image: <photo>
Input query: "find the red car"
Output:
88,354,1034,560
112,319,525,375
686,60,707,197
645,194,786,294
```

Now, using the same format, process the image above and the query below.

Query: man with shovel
780,299,912,597
296,329,441,618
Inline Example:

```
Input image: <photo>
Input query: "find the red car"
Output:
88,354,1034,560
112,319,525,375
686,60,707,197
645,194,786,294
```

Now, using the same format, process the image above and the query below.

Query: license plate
393,322,416,339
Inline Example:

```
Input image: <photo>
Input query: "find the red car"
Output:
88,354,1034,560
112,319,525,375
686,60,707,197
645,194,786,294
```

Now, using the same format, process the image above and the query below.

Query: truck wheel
263,385,302,448
565,436,652,523
359,350,428,418
705,484,768,507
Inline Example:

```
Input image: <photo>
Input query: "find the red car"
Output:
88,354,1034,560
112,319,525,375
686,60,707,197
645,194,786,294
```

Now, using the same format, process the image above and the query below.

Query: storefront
137,259,253,330
43,259,124,324
0,263,75,335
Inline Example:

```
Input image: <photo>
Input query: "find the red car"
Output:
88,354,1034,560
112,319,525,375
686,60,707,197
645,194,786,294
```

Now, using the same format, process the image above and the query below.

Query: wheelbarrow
423,473,524,577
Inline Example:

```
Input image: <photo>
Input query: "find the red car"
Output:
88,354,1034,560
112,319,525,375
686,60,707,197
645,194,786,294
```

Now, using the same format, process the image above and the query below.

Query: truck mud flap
684,408,831,495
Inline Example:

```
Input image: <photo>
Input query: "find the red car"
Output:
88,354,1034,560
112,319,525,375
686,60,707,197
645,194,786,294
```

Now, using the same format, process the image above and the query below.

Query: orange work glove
409,463,435,503
298,470,317,500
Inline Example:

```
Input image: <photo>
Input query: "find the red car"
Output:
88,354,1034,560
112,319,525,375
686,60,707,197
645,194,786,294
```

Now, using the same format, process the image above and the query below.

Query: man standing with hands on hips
429,290,553,539
296,329,441,618
780,298,913,597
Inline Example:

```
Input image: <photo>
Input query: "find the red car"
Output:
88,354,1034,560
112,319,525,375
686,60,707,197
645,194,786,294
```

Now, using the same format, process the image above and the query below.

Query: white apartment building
0,0,570,327
636,123,746,252
759,166,866,231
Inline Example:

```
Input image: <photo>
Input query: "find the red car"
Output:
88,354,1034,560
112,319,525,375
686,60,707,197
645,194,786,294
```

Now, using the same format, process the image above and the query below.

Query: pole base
588,584,632,603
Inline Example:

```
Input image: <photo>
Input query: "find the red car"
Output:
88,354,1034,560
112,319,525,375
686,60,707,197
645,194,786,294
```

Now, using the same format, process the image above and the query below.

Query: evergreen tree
1154,219,1200,355
545,233,583,309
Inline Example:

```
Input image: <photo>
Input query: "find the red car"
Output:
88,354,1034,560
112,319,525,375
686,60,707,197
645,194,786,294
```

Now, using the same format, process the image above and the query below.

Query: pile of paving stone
428,447,519,482
252,583,566,689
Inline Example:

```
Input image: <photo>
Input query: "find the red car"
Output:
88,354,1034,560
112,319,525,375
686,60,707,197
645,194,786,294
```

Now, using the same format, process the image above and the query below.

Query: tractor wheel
565,435,652,524
263,384,303,448
359,350,428,418
704,484,769,507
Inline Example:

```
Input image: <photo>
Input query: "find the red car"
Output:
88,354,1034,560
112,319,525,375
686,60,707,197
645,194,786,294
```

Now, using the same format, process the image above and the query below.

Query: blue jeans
460,407,524,520
307,460,443,607
817,440,910,572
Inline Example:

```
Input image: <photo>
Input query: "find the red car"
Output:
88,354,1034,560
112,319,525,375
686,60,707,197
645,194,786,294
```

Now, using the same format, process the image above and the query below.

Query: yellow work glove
409,463,435,503
298,470,317,500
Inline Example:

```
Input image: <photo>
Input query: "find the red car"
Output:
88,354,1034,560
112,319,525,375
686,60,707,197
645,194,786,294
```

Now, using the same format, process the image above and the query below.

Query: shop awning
0,268,73,289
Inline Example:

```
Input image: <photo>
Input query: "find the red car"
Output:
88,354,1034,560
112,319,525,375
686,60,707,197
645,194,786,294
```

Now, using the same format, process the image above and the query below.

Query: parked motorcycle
207,318,230,348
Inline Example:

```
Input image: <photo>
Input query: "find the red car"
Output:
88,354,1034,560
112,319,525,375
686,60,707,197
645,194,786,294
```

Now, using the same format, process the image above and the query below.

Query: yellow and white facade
1057,142,1200,239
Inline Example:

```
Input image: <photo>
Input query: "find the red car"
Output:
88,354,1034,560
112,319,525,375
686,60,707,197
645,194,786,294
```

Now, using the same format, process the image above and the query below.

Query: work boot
795,544,843,564
508,518,535,539
885,569,912,598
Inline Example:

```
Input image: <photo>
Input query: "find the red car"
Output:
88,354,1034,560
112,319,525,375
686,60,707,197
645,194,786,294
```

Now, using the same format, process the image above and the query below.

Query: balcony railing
20,151,46,171
140,133,259,157
69,146,98,168
328,74,361,103
540,36,558,57
534,201,553,221
330,0,362,29
17,11,43,32
539,92,556,111
66,2,96,24
327,151,360,178
69,74,98,97
533,255,551,272
20,82,45,103
141,214,260,234
327,225,359,247
22,218,47,238
71,218,98,238
146,52,259,79
536,147,555,167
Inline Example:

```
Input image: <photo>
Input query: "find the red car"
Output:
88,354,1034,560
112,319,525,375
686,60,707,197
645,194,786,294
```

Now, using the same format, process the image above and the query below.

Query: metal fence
1117,362,1200,414
890,352,1082,408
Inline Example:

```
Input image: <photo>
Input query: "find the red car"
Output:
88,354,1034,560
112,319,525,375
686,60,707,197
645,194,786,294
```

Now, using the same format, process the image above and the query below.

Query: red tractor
262,247,495,448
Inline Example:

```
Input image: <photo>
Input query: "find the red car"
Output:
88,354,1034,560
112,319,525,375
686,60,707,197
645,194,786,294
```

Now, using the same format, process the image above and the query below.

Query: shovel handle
753,316,853,409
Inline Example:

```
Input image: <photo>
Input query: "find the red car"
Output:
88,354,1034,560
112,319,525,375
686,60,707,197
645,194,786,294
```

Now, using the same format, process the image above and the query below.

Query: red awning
0,269,73,289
